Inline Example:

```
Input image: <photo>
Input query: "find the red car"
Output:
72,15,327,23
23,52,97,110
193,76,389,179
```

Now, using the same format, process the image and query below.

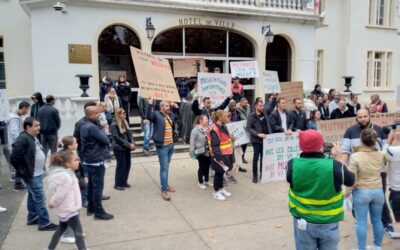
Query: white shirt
279,111,287,131
383,144,400,191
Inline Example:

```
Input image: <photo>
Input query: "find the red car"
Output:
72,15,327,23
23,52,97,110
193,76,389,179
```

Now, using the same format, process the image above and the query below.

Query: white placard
262,70,281,93
230,61,260,79
226,120,250,147
0,89,10,121
197,72,231,108
261,132,301,184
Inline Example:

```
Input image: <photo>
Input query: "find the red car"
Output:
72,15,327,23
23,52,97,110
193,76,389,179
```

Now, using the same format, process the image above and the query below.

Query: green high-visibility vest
289,157,344,224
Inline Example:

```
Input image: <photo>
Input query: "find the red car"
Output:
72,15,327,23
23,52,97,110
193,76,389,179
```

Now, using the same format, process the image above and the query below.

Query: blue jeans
353,188,384,250
156,144,174,192
24,174,51,228
143,122,153,151
86,164,106,215
293,217,339,250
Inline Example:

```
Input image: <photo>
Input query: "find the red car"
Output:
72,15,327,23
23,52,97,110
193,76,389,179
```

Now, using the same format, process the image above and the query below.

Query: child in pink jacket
47,150,87,250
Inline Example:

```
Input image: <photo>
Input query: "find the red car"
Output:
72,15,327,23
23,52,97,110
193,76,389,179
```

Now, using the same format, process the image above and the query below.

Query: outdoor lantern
343,76,354,92
146,17,155,40
262,25,274,44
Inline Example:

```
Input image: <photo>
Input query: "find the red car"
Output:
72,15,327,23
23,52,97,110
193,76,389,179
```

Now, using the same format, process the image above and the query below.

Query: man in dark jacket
138,96,154,155
191,95,232,123
30,92,45,118
246,99,272,183
10,117,58,231
80,106,113,220
99,76,115,102
269,98,294,135
290,98,308,131
330,98,354,120
38,95,61,156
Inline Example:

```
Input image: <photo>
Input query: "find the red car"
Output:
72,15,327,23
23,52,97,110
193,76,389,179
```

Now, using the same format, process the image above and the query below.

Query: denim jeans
143,122,153,151
353,188,384,250
156,144,174,192
24,174,51,228
86,164,106,215
293,217,339,250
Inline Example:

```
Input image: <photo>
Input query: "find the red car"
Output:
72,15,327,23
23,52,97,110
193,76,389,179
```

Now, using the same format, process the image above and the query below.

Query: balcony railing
191,0,306,10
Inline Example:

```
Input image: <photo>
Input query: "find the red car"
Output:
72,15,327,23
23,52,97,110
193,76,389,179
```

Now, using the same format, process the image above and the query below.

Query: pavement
1,152,400,250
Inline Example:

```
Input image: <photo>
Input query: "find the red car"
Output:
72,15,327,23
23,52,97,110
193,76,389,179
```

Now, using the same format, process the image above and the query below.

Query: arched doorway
265,35,292,82
98,24,141,115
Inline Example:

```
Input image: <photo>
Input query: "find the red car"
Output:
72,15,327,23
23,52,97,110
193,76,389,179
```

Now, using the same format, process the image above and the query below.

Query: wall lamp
262,25,274,44
146,17,155,40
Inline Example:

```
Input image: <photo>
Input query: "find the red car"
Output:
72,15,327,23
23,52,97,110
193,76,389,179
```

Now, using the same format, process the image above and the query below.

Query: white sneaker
0,206,7,212
198,183,207,190
60,236,75,244
204,181,213,187
104,163,110,169
220,188,231,197
213,192,226,201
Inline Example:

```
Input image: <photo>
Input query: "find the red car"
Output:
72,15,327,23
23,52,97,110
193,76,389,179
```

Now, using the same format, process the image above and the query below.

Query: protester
179,94,195,144
341,109,396,238
237,97,250,164
38,95,61,156
319,99,330,120
246,99,272,183
99,75,115,102
344,128,388,250
110,108,135,191
264,93,277,114
303,94,317,119
290,98,307,131
208,110,234,201
227,100,242,180
10,117,58,231
97,102,112,168
328,88,336,102
370,94,388,113
368,103,378,114
5,101,30,190
311,83,324,98
287,130,355,250
347,93,361,115
47,150,87,250
190,83,198,98
176,77,190,100
307,110,321,130
30,92,45,118
231,77,243,102
328,91,340,115
191,95,231,123
115,75,131,122
330,97,354,119
146,97,177,201
270,98,294,135
104,88,122,117
80,106,113,220
189,114,212,190
138,96,154,155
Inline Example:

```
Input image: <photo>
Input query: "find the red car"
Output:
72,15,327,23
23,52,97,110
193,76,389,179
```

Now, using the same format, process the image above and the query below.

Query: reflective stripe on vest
207,124,233,155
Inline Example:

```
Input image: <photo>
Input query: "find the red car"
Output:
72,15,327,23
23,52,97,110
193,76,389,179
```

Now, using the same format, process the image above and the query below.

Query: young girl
47,150,87,250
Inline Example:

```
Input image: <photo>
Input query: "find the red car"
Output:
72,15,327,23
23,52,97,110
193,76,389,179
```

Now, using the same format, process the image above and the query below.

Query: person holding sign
191,95,232,123
246,99,272,183
207,110,234,201
270,98,294,135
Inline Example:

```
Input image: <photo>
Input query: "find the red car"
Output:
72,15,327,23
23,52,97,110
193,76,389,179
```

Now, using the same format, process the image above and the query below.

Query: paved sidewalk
1,153,400,249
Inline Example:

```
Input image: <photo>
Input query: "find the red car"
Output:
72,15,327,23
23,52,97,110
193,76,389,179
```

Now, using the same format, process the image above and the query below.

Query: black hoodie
30,92,45,118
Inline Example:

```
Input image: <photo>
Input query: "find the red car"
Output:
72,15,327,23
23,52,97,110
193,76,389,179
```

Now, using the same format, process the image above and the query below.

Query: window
366,51,392,89
316,50,324,86
0,38,5,89
369,0,395,26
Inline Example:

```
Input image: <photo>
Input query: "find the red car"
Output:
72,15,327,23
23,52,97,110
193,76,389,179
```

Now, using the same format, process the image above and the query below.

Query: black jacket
191,97,231,120
346,103,361,116
80,118,111,164
30,92,45,118
38,104,61,135
290,109,308,131
138,97,151,120
330,108,354,120
110,122,134,151
10,131,37,181
116,82,131,103
269,110,294,133
318,105,330,120
73,117,85,157
246,111,272,144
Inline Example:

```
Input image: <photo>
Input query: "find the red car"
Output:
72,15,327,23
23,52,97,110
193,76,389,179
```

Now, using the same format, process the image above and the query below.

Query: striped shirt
163,114,173,146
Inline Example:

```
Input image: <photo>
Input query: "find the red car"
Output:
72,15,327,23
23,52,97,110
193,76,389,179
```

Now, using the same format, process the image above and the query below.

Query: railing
187,0,308,11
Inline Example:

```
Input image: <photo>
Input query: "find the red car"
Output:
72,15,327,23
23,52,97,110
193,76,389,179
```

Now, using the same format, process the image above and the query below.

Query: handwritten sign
317,118,355,144
0,89,10,121
173,58,206,77
130,47,180,102
371,113,400,127
262,70,281,93
230,61,259,79
226,120,250,146
262,132,301,184
280,82,303,110
197,73,231,108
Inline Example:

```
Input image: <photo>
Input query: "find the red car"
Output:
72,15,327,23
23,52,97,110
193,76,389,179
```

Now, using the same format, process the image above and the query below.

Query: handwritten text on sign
198,73,231,108
262,132,301,184
130,47,181,102
262,70,281,93
230,61,260,79
279,82,303,110
226,120,250,147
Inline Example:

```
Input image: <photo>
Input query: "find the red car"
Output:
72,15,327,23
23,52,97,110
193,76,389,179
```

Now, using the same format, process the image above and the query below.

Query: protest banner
261,132,301,184
0,89,10,121
230,61,260,79
370,112,400,127
197,72,231,107
279,81,303,109
130,47,180,102
226,120,250,147
173,58,205,77
262,70,281,93
100,71,126,81
316,118,355,144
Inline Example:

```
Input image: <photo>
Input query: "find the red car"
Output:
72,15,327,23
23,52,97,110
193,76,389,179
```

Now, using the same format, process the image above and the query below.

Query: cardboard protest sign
261,132,301,184
197,72,231,108
0,89,10,121
279,82,303,109
230,61,259,79
317,118,356,144
173,58,205,77
226,120,250,147
130,47,180,102
262,70,281,93
370,113,400,127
